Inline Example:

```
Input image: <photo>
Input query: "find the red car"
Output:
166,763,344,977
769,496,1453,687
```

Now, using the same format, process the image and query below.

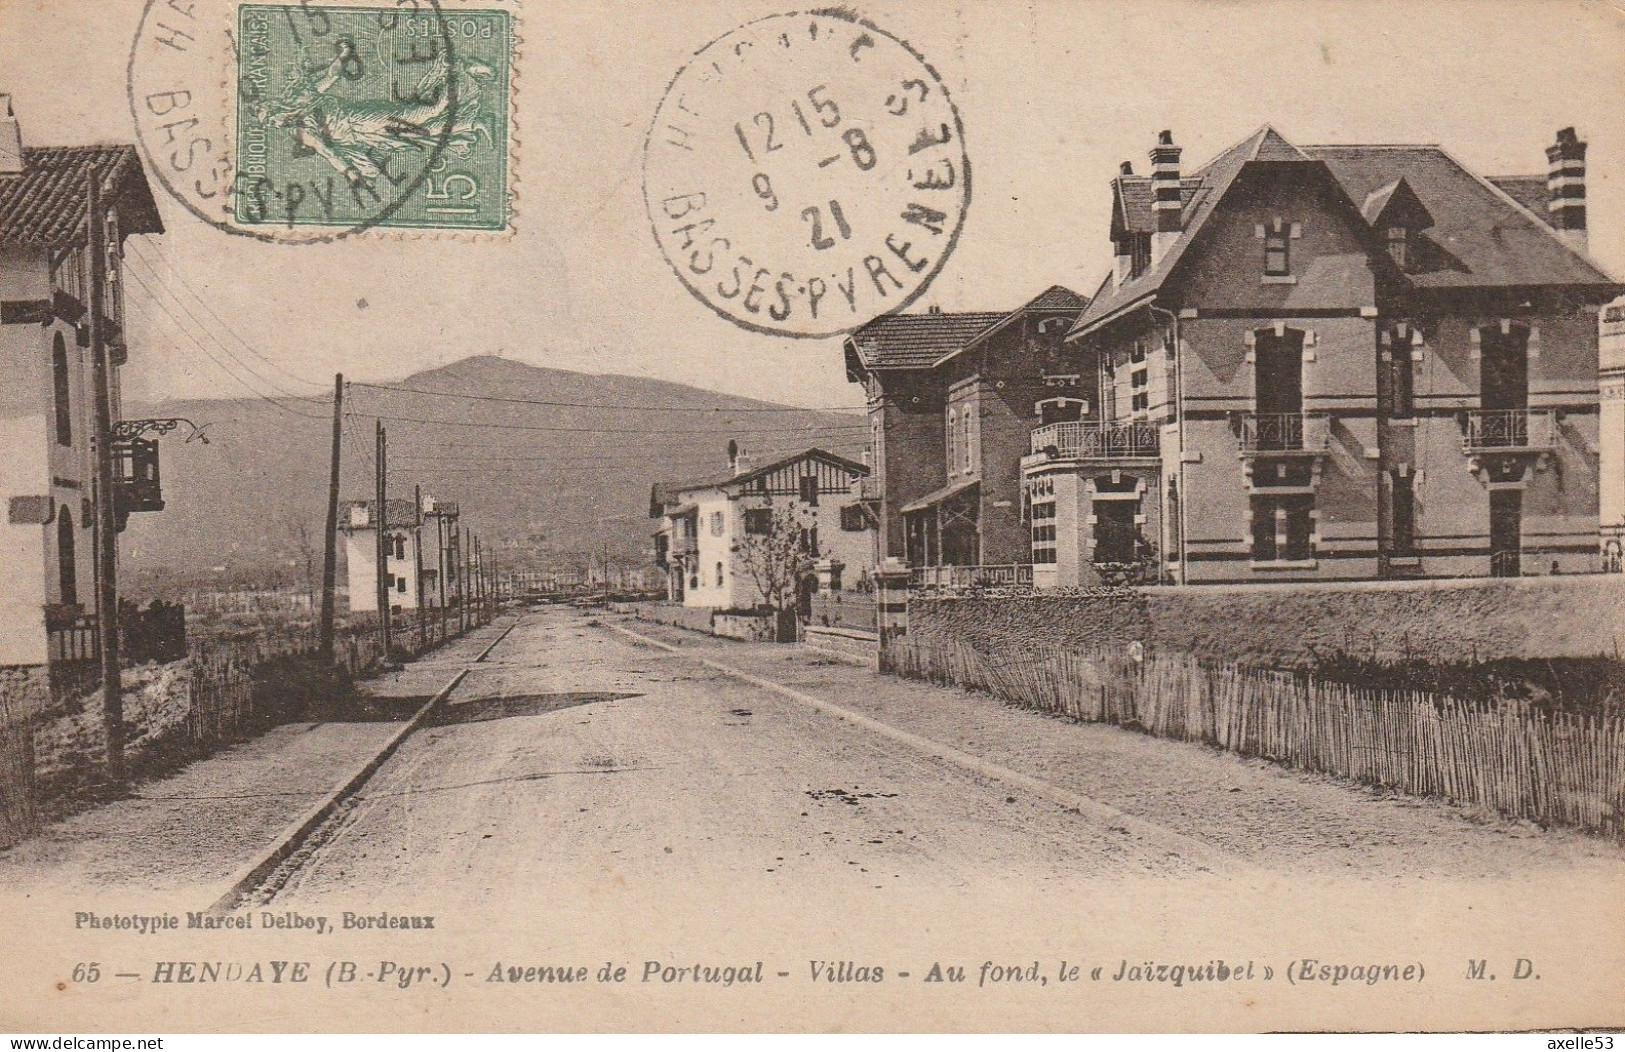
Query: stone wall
804,625,879,665
908,574,1625,667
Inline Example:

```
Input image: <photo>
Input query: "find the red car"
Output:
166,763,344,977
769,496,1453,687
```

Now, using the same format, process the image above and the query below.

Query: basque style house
844,287,1089,586
652,446,874,609
340,494,462,614
0,97,166,674
854,124,1622,589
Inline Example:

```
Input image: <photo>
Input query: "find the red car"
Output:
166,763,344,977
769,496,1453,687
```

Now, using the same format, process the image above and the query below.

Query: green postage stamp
234,5,512,232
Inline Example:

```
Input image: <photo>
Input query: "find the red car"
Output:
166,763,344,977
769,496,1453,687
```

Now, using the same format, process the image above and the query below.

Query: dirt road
265,607,1625,909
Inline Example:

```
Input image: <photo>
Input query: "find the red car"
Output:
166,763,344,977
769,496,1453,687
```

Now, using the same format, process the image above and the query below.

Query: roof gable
663,447,869,497
1073,126,1620,338
845,310,1007,373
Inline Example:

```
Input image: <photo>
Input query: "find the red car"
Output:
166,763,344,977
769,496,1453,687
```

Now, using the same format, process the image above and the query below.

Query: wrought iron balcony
909,563,1034,589
1237,412,1331,454
668,535,699,559
1029,421,1160,460
1461,409,1556,453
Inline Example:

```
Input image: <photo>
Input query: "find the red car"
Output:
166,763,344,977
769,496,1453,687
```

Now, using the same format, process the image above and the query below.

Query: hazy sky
3,0,1623,411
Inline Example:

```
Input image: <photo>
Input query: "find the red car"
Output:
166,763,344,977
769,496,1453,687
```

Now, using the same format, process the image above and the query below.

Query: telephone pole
374,420,391,656
318,374,343,663
87,174,123,785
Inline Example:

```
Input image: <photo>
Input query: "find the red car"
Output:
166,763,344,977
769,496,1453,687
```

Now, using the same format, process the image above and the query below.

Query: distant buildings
0,96,165,673
652,447,875,609
853,125,1624,588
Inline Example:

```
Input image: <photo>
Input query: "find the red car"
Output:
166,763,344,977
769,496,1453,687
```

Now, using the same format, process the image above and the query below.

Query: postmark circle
643,11,971,338
126,0,511,243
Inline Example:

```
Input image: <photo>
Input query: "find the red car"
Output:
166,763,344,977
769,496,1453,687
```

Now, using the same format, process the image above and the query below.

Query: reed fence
882,637,1625,840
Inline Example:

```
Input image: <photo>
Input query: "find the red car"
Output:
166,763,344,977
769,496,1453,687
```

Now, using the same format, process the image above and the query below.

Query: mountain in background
121,355,865,594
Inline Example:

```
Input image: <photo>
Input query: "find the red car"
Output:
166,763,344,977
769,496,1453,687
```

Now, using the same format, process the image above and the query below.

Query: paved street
261,607,1625,911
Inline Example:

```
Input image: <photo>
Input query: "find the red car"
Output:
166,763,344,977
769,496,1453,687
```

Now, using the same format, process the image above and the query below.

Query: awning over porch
900,478,979,515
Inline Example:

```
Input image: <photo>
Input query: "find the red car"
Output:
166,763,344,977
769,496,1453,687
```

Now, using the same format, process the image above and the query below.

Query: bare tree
288,518,317,613
731,499,816,614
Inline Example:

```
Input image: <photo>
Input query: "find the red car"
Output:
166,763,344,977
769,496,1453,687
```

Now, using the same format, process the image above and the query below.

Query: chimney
0,95,23,176
1149,129,1183,267
1546,126,1587,253
728,439,753,477
926,304,942,314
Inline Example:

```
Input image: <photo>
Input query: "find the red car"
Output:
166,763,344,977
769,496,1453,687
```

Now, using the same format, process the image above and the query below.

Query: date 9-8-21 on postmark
643,10,971,339
234,5,512,233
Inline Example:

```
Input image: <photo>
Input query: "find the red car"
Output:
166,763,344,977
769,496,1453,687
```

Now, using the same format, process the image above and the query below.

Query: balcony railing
1462,409,1556,453
909,563,1034,590
1237,412,1331,454
669,536,698,559
1029,421,1160,459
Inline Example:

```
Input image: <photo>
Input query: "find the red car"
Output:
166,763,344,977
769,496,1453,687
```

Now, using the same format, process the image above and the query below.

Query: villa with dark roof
845,286,1089,581
1031,125,1623,585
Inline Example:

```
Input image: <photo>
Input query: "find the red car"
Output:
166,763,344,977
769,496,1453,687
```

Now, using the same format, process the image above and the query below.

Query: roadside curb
604,620,1251,876
204,618,521,912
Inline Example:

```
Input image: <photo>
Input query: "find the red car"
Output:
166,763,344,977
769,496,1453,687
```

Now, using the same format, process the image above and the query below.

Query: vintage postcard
1,0,1623,1036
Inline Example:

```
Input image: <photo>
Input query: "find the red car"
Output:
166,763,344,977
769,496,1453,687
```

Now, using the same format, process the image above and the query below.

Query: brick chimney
1546,126,1587,254
0,95,23,175
1149,130,1183,267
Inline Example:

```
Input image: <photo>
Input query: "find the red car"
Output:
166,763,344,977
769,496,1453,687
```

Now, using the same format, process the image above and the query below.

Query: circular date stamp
643,11,971,338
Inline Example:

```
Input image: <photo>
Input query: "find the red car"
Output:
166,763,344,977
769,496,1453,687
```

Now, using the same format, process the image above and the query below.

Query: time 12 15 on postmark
644,11,971,339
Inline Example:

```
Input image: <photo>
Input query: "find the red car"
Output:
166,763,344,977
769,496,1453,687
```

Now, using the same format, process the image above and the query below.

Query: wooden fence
882,637,1625,840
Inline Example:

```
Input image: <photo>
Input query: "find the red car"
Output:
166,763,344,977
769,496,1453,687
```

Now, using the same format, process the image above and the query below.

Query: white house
0,96,165,670
340,498,427,613
653,447,876,610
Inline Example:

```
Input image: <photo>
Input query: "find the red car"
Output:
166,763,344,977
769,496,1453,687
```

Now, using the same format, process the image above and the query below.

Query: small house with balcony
1032,125,1621,586
0,97,165,684
844,287,1090,587
651,446,873,609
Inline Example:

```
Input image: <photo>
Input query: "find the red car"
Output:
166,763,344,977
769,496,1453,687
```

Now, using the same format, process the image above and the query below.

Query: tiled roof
1072,125,1620,337
1025,284,1090,310
1487,175,1551,222
0,145,164,246
935,284,1090,366
846,311,1007,370
1307,144,1615,289
662,447,869,499
1113,177,1204,236
338,498,421,530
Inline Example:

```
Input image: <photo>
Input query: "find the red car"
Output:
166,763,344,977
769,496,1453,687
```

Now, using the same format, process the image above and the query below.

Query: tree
731,498,817,615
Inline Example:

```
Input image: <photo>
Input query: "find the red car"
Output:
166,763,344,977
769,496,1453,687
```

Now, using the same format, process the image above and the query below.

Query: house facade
340,497,439,614
653,447,873,610
1027,125,1621,587
844,288,1088,585
0,97,165,670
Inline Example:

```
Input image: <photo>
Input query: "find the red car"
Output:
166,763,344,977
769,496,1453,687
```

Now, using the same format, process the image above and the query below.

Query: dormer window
1386,225,1409,269
1264,223,1291,276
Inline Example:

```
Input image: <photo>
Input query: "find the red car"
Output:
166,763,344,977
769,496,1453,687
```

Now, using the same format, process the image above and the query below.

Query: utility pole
458,525,469,634
413,485,424,651
602,539,610,606
318,374,343,663
87,174,123,786
374,420,391,656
